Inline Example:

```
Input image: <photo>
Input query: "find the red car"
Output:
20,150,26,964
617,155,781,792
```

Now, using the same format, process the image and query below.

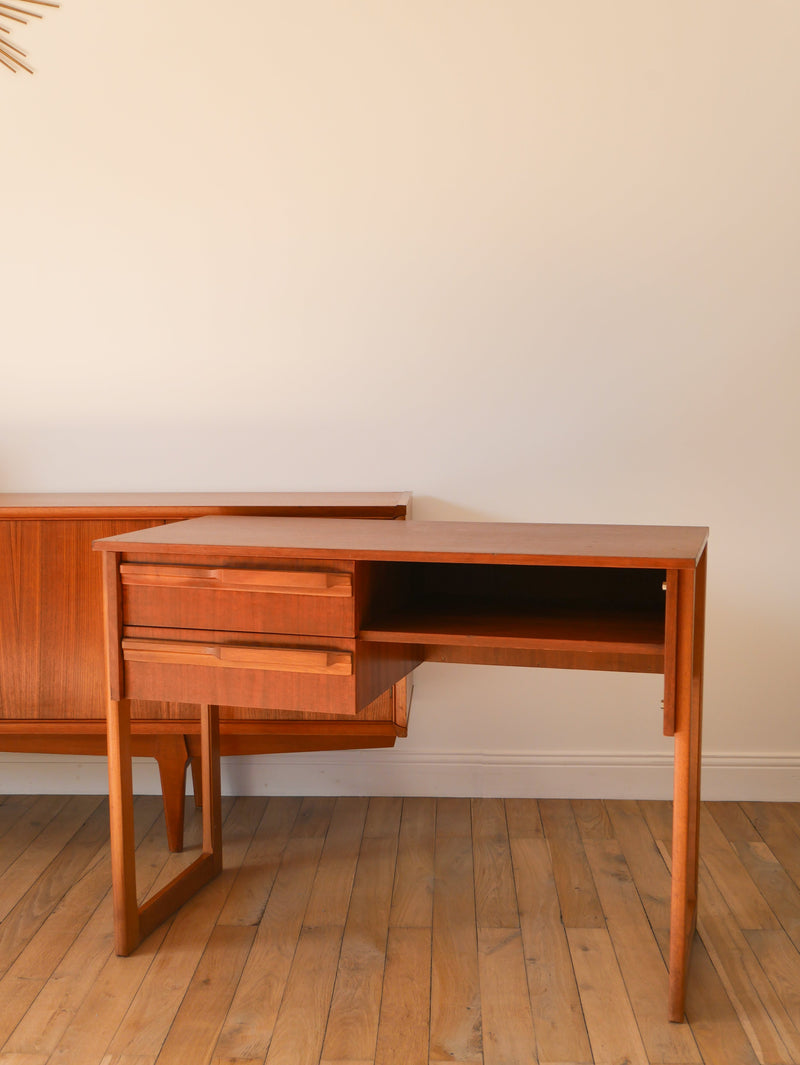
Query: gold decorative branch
0,0,59,74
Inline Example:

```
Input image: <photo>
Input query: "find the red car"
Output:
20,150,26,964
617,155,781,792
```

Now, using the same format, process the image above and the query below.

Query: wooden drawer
121,634,358,715
120,560,355,637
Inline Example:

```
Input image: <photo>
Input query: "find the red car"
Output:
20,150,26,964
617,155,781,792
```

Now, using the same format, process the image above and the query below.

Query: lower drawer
121,635,358,715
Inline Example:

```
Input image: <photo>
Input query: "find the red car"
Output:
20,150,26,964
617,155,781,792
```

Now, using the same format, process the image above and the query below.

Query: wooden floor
2,795,800,1065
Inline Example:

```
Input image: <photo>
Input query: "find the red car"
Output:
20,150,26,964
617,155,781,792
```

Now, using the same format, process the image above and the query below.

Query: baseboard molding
2,749,800,801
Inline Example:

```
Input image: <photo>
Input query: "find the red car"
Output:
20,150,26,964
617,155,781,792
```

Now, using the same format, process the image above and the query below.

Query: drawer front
120,561,355,636
121,636,357,715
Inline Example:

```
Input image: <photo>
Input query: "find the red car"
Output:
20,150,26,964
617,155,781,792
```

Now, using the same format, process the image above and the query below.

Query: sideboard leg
153,736,192,853
190,754,203,809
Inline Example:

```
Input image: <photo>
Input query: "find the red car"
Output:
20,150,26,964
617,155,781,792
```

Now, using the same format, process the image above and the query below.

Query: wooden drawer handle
122,638,352,676
120,564,352,597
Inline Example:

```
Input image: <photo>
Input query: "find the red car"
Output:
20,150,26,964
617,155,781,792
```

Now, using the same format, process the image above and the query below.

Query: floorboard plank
0,796,71,879
740,802,800,897
568,926,650,1065
216,796,300,927
509,835,592,1065
582,838,702,1064
572,797,615,840
477,927,537,1065
503,798,543,840
212,811,333,1062
745,928,800,1030
429,799,482,1065
0,796,40,844
321,826,399,1062
303,797,369,928
263,925,345,1065
0,796,103,929
152,924,255,1065
374,927,431,1065
606,799,672,942
471,798,517,930
389,798,436,929
540,799,605,930
681,937,761,1065
699,806,780,931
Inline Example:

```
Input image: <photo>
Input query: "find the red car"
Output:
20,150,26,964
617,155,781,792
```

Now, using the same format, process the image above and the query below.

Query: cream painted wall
3,2,800,798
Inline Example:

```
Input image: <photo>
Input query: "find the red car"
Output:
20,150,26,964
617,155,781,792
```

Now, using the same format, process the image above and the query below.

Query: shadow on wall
409,497,498,521
0,461,16,492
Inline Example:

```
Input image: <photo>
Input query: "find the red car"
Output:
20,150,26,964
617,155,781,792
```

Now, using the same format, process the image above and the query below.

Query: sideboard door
0,520,163,720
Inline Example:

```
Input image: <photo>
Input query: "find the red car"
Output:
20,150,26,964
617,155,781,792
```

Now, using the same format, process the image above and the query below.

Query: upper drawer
120,561,355,636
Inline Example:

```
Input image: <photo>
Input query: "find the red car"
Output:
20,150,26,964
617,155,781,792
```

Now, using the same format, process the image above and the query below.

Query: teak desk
94,516,708,1022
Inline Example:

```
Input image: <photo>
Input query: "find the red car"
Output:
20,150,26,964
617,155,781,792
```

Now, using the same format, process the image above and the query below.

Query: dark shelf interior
360,562,667,654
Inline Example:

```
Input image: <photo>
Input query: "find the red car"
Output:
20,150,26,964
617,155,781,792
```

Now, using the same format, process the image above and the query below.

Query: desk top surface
94,516,708,568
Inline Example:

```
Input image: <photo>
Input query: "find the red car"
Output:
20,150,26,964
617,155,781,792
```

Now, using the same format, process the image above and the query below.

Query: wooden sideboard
95,515,707,1022
0,493,411,851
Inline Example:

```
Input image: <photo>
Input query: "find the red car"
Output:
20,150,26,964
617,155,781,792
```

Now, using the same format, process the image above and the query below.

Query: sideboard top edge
0,492,412,520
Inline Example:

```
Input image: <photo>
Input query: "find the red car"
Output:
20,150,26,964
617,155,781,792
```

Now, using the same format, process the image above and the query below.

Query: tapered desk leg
668,552,706,1022
107,696,140,955
107,698,223,956
200,703,223,873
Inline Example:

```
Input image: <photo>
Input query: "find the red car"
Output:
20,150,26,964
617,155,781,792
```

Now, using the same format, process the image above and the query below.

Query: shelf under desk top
359,605,665,655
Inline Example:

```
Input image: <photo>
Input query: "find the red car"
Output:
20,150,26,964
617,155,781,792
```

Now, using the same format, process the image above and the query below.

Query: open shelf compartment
358,561,667,657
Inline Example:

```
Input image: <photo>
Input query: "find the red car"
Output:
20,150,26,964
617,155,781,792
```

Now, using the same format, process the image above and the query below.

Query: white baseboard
2,749,800,802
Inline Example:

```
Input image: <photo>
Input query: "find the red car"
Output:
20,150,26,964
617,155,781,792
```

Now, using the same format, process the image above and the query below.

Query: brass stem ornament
0,0,59,74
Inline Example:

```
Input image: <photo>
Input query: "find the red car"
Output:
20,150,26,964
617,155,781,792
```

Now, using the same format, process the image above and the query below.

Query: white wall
3,1,799,798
